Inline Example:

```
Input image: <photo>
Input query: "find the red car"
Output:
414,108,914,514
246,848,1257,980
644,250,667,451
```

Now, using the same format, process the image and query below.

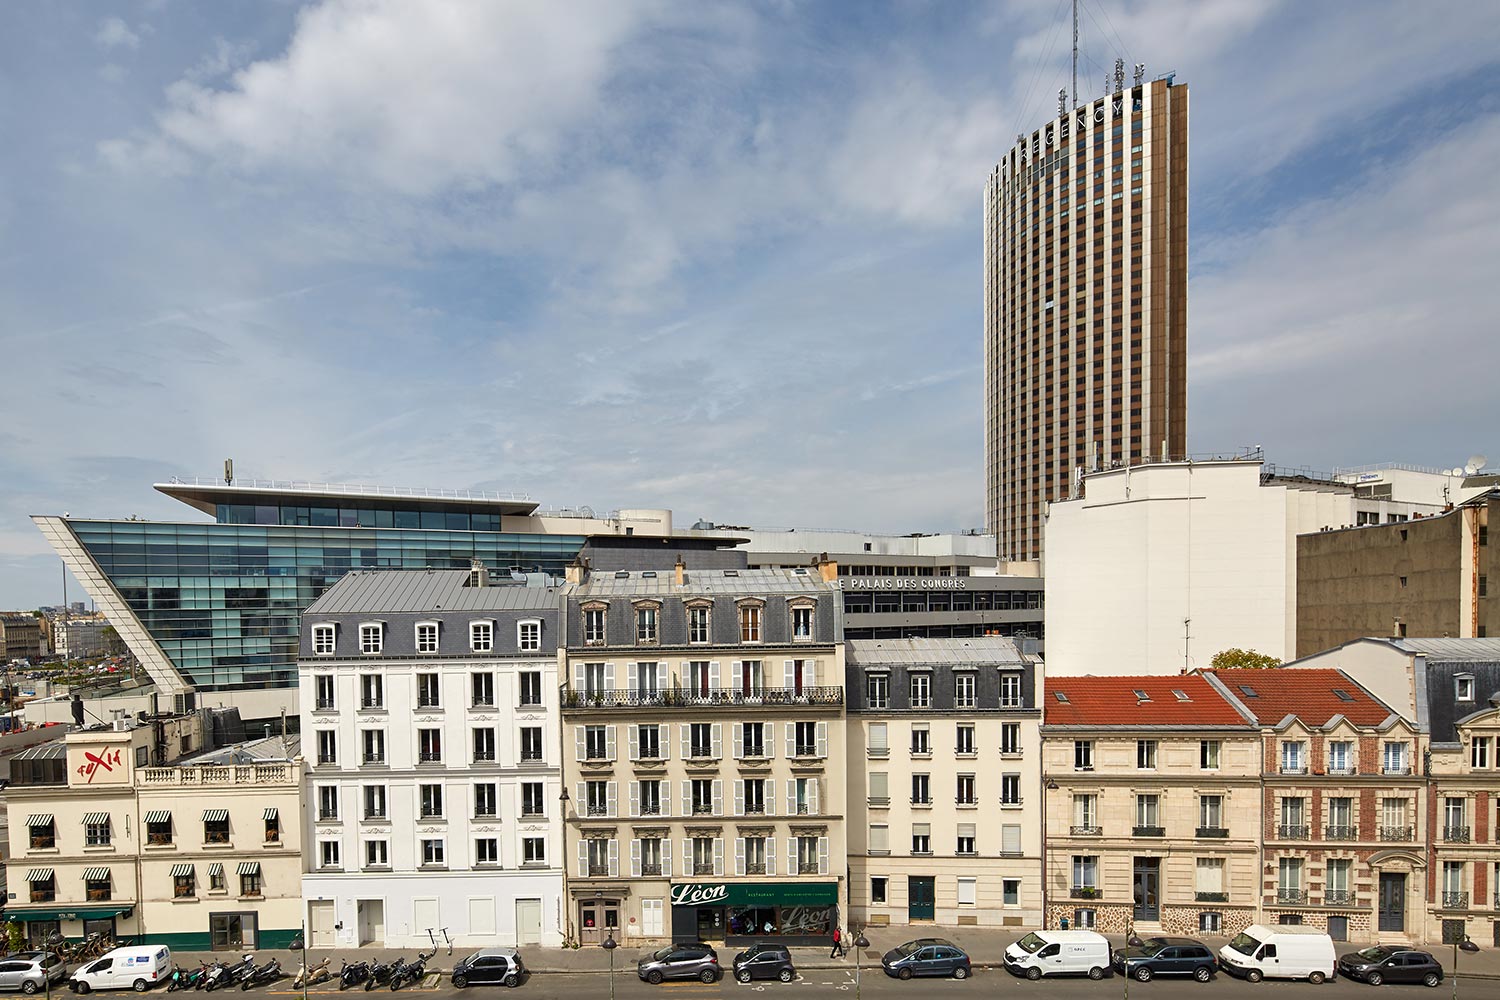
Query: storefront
6,905,135,947
668,882,839,946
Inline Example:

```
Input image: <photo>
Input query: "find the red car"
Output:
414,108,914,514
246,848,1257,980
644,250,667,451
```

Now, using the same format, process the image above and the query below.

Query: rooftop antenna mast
1071,0,1079,110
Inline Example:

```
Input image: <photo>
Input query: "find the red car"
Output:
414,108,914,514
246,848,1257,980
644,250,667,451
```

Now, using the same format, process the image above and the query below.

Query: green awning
27,815,54,828
81,813,110,826
202,809,229,822
82,868,112,881
144,811,171,824
170,864,195,878
263,808,279,821
236,862,260,876
6,906,133,922
25,869,55,883
668,882,838,907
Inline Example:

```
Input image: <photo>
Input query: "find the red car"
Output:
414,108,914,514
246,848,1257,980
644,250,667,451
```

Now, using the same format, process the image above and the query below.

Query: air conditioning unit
112,719,129,732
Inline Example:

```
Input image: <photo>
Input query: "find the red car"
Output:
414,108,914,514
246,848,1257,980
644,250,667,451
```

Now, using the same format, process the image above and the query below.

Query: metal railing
1196,827,1229,838
1325,825,1357,841
1444,825,1472,843
794,744,821,757
1324,889,1355,906
1382,764,1412,776
473,751,496,762
1070,886,1102,899
588,863,611,877
641,862,663,877
1195,891,1229,903
1133,825,1165,837
1379,825,1414,842
1278,824,1310,840
741,744,766,758
746,862,767,875
169,476,533,502
563,685,843,709
1276,888,1308,905
418,751,442,763
1279,764,1308,775
693,862,715,876
317,754,337,765
586,804,611,817
1442,891,1469,909
798,861,819,875
1070,825,1102,836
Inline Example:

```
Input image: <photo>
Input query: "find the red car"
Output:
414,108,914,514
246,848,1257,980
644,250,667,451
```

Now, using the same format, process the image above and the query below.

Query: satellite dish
1451,467,1467,477
1465,454,1488,475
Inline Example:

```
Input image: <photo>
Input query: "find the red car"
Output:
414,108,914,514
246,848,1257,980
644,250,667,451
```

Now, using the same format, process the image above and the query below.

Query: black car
732,945,795,984
450,949,526,989
637,944,720,985
880,939,972,980
1112,937,1217,982
1338,947,1445,987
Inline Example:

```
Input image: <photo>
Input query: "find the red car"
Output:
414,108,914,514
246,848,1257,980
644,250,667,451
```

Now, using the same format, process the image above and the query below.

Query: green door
908,877,935,921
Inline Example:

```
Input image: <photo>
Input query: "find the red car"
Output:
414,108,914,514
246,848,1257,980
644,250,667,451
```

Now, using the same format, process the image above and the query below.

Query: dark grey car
1338,947,1445,987
0,953,68,994
637,944,720,985
732,945,795,984
451,949,525,989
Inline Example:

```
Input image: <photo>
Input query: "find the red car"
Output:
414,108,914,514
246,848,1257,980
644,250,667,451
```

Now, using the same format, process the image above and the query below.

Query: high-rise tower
984,72,1188,563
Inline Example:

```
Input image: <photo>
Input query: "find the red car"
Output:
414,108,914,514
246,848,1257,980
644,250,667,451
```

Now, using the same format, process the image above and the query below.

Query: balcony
418,751,442,764
1276,888,1308,905
1324,889,1355,907
584,749,611,761
743,804,766,816
746,862,767,875
741,744,766,759
360,699,385,711
1280,764,1308,776
689,746,715,760
1070,825,1101,836
1443,826,1472,843
794,744,820,758
1442,891,1469,909
798,861,819,875
1379,826,1414,842
1326,765,1356,776
362,754,386,766
1382,764,1412,776
1195,892,1229,903
691,804,714,816
1070,886,1102,899
316,753,337,765
139,763,296,786
564,685,843,709
641,862,663,877
1195,827,1229,839
1132,826,1165,838
314,698,335,711
588,863,610,877
473,751,496,763
956,797,977,807
867,796,890,807
1278,825,1310,840
693,862,715,876
586,804,611,817
1325,825,1357,841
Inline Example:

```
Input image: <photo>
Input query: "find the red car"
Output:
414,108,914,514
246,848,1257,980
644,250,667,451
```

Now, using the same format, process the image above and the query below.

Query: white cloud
95,16,141,50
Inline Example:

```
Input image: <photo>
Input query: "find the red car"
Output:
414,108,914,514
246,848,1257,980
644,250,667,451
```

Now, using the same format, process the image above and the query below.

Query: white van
70,946,173,993
1004,930,1111,980
1218,925,1335,983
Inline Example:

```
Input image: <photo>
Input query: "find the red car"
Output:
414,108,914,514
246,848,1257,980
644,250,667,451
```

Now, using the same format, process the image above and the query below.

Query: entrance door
357,900,385,946
210,913,256,951
1328,916,1348,942
908,877,935,921
695,907,722,940
579,901,620,945
1133,859,1161,922
641,899,664,938
1378,874,1406,933
82,917,116,942
308,901,335,948
515,899,541,946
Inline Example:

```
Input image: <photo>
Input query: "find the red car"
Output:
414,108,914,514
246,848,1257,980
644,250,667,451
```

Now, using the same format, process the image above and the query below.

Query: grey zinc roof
847,636,1027,666
572,567,833,598
186,734,301,765
1388,638,1500,661
305,569,562,615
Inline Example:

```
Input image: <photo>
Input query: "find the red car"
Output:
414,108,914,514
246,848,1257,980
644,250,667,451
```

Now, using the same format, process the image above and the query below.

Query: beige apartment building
4,721,303,950
1431,696,1500,947
1042,675,1260,936
560,564,846,947
845,638,1042,928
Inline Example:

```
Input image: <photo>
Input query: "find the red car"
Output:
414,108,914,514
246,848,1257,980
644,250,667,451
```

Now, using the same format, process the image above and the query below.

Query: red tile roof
1044,675,1248,726
1209,668,1392,727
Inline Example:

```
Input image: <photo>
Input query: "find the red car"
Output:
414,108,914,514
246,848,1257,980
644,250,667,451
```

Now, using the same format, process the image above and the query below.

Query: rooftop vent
641,571,657,579
793,568,808,575
724,569,739,577
614,571,630,579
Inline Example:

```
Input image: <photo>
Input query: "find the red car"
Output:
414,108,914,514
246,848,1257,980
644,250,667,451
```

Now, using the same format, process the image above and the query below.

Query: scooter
293,957,332,989
167,963,209,992
226,956,262,988
195,961,226,990
364,957,404,991
204,956,253,993
388,949,434,992
241,959,284,990
338,960,372,991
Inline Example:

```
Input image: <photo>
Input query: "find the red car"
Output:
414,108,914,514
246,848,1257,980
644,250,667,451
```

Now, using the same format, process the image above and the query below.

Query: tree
1209,648,1281,670
102,625,126,657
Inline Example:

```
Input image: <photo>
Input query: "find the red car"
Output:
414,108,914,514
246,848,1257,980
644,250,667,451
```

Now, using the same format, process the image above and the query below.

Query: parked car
880,939,971,980
637,944,719,985
1004,931,1111,981
1218,925,1336,984
731,945,795,984
69,946,173,994
451,950,525,990
1338,947,1445,987
0,952,68,994
1113,937,1217,983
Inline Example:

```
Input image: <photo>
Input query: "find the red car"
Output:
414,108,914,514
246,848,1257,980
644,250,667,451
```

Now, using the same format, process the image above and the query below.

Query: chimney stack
565,556,589,586
814,552,838,583
469,559,490,588
674,555,686,587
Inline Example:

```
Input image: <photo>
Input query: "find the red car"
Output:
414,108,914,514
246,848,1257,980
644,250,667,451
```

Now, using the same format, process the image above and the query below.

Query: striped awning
206,863,224,876
236,862,260,876
82,868,111,882
169,864,195,878
26,814,53,828
25,869,55,883
262,808,279,821
202,809,229,822
144,811,171,824
82,813,110,825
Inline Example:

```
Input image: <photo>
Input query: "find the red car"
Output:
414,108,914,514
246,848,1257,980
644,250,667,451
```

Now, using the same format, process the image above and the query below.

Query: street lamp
1122,924,1143,1000
853,929,869,1000
559,788,572,945
1451,935,1479,1000
602,932,618,1000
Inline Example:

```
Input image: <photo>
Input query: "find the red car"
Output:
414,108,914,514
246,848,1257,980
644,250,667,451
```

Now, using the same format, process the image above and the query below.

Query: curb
523,963,1500,981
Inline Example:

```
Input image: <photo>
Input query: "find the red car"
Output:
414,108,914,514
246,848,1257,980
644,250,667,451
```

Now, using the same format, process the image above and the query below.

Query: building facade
846,638,1042,929
1,615,43,662
298,568,565,949
560,565,845,947
984,72,1189,562
1042,675,1259,936
3,724,302,950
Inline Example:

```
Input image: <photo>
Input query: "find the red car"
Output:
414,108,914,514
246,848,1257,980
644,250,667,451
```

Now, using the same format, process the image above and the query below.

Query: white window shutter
784,659,796,687
661,838,671,877
786,838,796,877
604,662,615,691
712,779,723,816
681,839,691,878
1002,824,1021,855
574,728,586,762
765,780,776,816
734,781,745,816
785,723,795,758
608,839,619,877
732,723,743,760
765,836,775,875
818,837,829,875
809,779,820,815
659,780,671,817
627,662,638,693
629,782,640,818
679,724,690,758
577,839,589,877
575,782,585,813
681,781,691,817
709,661,720,689
628,727,639,761
712,723,723,759
735,838,746,876
571,662,582,690
786,780,795,814
764,720,776,757
607,781,618,817
605,725,617,760
659,724,671,761
713,837,724,877
817,721,829,758
631,839,642,878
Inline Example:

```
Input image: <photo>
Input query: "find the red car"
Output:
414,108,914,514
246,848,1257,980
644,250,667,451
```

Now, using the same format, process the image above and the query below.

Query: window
317,786,339,821
471,672,495,707
240,868,261,897
1001,773,1022,805
1001,722,1021,755
1382,741,1408,775
1279,796,1306,836
418,728,442,763
789,603,815,641
1003,879,1020,906
470,621,493,652
360,673,384,709
359,623,383,654
319,840,341,870
1198,794,1224,832
956,724,976,755
173,869,195,898
741,722,766,758
689,722,715,758
957,877,977,906
518,671,543,707
1000,672,1023,707
1326,858,1351,895
27,871,54,903
911,774,931,805
794,720,819,757
518,619,541,651
692,837,716,876
1278,857,1303,895
314,674,335,710
955,674,977,709
739,836,766,875
690,779,715,816
910,726,931,755
869,824,889,854
585,779,612,817
1135,794,1160,833
83,814,111,847
1199,912,1222,933
1195,858,1224,900
1200,740,1220,770
209,866,225,892
85,873,111,901
476,838,499,865
1471,736,1492,769
263,810,279,843
957,822,977,855
415,622,439,653
1444,797,1467,838
1137,739,1158,769
1280,740,1306,774
416,673,440,709
521,726,543,762
582,662,609,696
634,724,661,760
866,674,889,709
957,774,977,805
419,784,444,819
1456,675,1475,701
363,785,387,820
688,604,711,644
521,782,545,818
421,839,445,867
871,876,888,904
474,783,498,818
639,780,664,816
739,604,762,643
315,730,337,765
634,606,658,644
740,778,765,815
1328,740,1353,774
868,771,888,805
312,624,336,655
910,674,931,708
584,724,611,760
868,722,888,757
1074,740,1094,771
1072,855,1098,891
365,840,388,868
911,824,931,855
583,607,607,645
522,837,546,865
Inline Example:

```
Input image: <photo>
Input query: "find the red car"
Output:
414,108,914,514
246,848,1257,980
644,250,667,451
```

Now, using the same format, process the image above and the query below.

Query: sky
2,0,1499,610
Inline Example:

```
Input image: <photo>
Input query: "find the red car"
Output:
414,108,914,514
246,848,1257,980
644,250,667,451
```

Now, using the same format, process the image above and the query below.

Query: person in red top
830,926,842,959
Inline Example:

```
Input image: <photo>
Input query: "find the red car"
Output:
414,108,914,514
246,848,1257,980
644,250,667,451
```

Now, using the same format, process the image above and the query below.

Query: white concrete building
298,569,565,949
1043,459,1447,676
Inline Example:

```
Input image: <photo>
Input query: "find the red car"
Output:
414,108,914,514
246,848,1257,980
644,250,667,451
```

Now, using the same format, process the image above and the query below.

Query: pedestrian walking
830,926,842,959
840,927,851,958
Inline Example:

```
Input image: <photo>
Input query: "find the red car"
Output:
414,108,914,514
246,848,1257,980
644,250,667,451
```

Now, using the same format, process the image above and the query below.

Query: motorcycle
203,956,251,993
196,962,225,991
293,958,332,989
227,956,262,988
167,963,209,992
364,957,404,991
241,959,284,991
388,949,435,992
338,960,372,991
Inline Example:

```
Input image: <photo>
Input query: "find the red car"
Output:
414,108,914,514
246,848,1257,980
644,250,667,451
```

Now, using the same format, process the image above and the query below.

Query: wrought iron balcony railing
1379,825,1414,842
564,685,844,709
1325,825,1357,841
1442,891,1469,909
1278,824,1310,840
1070,825,1101,836
1444,825,1472,843
1276,888,1308,905
1195,826,1229,838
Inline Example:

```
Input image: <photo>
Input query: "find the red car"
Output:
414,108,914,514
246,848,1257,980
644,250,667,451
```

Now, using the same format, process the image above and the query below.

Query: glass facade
70,519,585,691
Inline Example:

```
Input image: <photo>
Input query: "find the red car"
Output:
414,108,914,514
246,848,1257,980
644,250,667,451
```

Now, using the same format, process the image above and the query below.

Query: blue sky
2,0,1499,609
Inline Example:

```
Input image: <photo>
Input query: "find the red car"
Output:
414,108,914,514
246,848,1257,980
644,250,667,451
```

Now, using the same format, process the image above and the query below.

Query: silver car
0,952,67,994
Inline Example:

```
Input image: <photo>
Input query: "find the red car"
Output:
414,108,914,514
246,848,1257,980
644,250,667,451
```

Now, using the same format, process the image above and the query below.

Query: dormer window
517,619,542,652
582,604,607,646
790,603,814,641
415,622,439,654
1456,675,1475,701
633,604,659,645
738,602,763,644
312,624,336,656
359,622,384,655
470,620,494,653
686,602,712,644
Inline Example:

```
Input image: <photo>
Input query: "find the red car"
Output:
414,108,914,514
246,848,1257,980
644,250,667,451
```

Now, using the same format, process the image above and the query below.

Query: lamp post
559,787,572,945
1122,924,1142,1000
602,933,617,1000
1451,935,1479,1000
853,929,869,1000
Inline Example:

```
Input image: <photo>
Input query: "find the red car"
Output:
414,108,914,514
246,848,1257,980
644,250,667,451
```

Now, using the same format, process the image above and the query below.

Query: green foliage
1209,648,1282,670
